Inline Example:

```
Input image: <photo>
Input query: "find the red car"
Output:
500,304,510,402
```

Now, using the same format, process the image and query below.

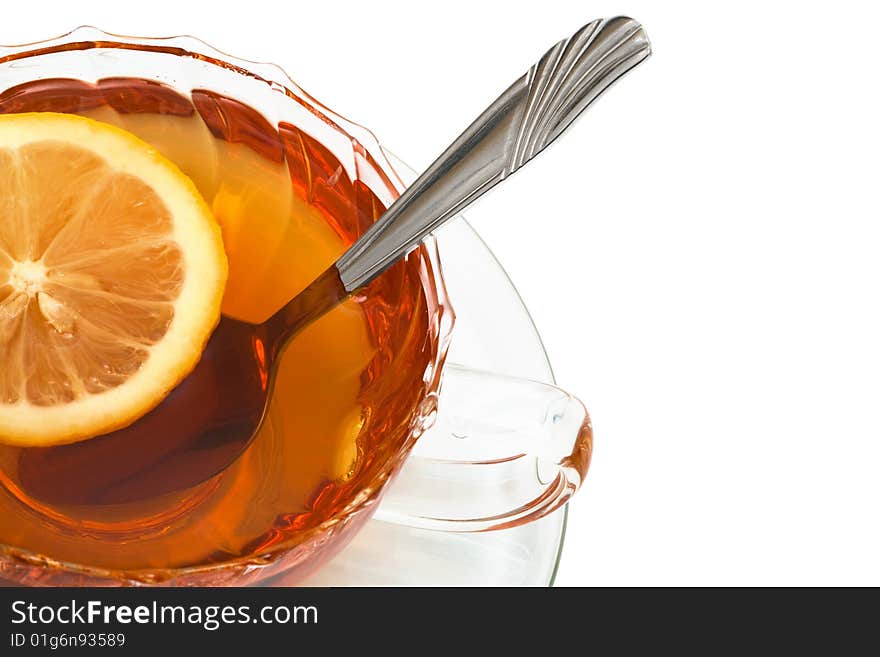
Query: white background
4,1,878,585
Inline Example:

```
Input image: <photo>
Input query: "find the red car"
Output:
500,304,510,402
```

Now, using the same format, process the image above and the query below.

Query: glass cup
0,28,592,586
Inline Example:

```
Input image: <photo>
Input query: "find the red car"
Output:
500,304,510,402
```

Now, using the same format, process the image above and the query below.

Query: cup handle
373,364,592,532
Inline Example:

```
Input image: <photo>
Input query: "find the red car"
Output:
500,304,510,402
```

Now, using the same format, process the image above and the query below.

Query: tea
0,77,435,577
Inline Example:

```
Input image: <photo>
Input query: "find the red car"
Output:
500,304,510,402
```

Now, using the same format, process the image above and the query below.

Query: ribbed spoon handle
335,16,651,291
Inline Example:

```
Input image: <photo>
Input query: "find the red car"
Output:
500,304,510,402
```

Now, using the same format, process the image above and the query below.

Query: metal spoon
10,16,651,505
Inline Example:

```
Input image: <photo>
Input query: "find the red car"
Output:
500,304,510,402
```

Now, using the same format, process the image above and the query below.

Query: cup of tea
0,28,592,586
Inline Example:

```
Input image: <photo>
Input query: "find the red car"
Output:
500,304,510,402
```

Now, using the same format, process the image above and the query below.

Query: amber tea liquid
0,78,434,577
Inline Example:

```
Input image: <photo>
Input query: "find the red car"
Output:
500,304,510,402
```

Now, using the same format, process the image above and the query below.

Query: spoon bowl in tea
8,16,650,505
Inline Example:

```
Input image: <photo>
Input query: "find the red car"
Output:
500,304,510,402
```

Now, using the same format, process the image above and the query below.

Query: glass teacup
0,28,592,586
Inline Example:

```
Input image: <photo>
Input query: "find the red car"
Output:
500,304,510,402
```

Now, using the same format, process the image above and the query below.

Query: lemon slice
0,113,227,447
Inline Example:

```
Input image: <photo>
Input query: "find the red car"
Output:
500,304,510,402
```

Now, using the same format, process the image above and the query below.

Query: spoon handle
334,16,651,292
